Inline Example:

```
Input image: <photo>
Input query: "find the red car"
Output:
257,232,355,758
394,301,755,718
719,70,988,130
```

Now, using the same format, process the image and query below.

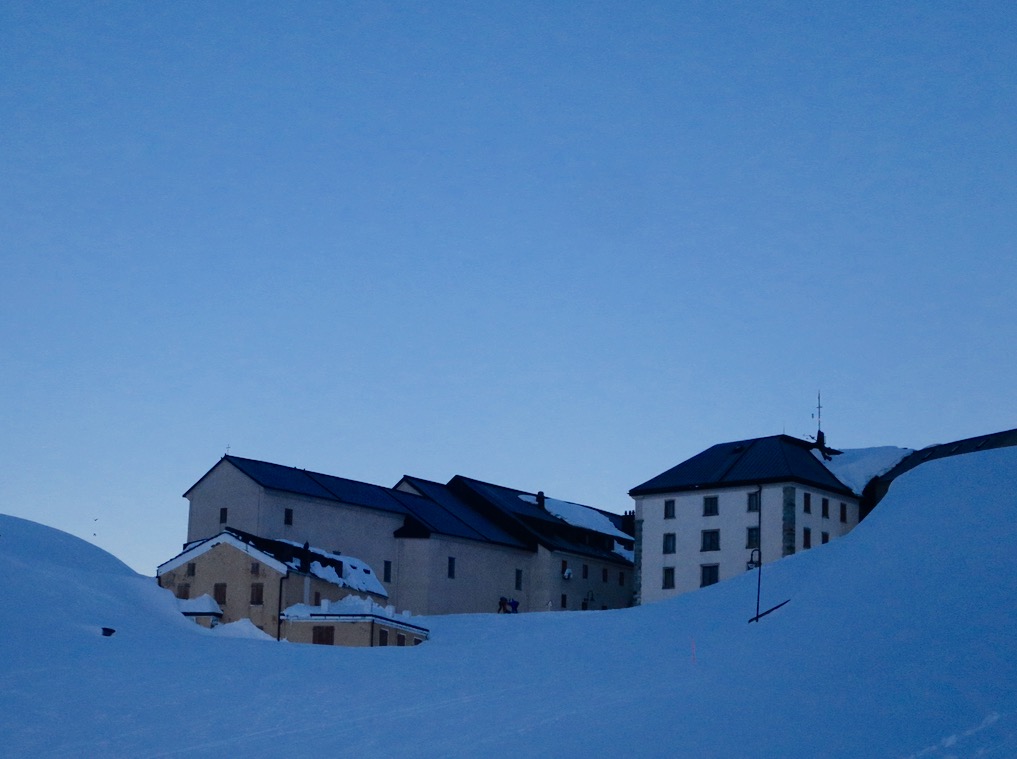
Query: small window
803,527,812,549
601,567,608,583
176,583,190,600
250,583,264,606
821,532,830,544
414,638,423,646
284,508,293,526
561,593,567,609
703,496,718,516
219,507,228,524
700,564,719,587
664,499,676,519
701,529,720,552
213,583,227,606
822,498,830,519
803,492,812,514
383,560,392,584
840,502,848,523
312,626,334,645
397,633,406,647
186,562,196,577
663,532,676,554
747,492,760,513
447,556,456,579
561,559,568,575
379,629,389,646
662,567,675,589
582,563,589,580
746,526,760,550
515,568,523,591
619,571,625,586
251,562,259,576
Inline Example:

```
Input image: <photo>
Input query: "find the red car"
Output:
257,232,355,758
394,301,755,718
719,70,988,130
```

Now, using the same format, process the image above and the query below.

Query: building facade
630,435,859,605
179,456,634,616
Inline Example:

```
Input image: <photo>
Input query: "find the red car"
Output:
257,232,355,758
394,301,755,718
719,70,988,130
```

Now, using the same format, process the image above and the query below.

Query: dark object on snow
101,627,116,637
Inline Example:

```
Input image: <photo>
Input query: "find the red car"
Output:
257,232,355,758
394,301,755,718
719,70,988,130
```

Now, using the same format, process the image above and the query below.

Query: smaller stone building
157,528,403,643
283,596,429,647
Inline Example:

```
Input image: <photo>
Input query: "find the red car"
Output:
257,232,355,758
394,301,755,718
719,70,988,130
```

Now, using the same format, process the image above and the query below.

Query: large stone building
629,434,859,605
180,455,635,615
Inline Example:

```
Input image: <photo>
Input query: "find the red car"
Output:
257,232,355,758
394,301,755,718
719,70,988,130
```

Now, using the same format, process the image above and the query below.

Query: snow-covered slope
2,447,1016,758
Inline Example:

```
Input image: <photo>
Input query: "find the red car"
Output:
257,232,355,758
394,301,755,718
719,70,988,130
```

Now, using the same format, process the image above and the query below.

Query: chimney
536,491,546,510
299,541,311,573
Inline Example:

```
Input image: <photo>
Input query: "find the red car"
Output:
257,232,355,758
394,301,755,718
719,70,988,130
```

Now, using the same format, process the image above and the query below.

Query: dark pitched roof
629,434,854,497
215,456,411,515
451,476,633,566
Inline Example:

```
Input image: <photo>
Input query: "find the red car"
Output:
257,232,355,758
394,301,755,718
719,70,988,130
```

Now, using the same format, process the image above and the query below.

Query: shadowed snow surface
2,448,1016,757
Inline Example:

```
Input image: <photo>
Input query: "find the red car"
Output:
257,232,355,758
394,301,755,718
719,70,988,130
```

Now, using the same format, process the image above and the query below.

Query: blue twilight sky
2,2,1015,573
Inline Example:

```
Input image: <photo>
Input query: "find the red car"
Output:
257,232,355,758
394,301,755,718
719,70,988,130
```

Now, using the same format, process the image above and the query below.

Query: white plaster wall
185,461,265,543
636,484,859,604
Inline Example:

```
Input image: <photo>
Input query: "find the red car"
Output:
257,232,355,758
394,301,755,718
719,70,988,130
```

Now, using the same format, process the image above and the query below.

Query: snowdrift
1,447,1016,758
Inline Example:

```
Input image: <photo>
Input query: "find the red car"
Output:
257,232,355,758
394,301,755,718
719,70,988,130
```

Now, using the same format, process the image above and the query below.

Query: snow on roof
282,595,428,634
816,446,913,495
518,494,631,540
177,594,222,616
157,533,289,576
275,539,387,597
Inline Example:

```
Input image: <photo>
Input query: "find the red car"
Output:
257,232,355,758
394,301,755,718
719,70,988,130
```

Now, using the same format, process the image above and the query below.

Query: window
250,583,264,606
662,567,675,589
747,491,760,513
703,496,719,516
186,562,196,577
378,629,389,646
313,591,321,606
700,564,719,587
601,568,608,582
619,571,625,586
175,583,190,600
414,638,423,646
803,492,812,513
822,498,830,519
383,560,392,583
312,626,335,646
746,526,760,550
664,499,676,519
701,529,720,552
219,507,227,524
662,532,676,554
840,502,848,523
821,532,830,544
561,559,569,574
397,633,406,647
561,593,567,609
213,583,227,606
515,569,523,591
447,556,456,579
582,563,589,580
284,508,293,526
803,527,812,549
251,561,259,576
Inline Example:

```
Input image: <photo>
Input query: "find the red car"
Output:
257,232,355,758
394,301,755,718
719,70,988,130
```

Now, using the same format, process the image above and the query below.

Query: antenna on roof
225,443,231,456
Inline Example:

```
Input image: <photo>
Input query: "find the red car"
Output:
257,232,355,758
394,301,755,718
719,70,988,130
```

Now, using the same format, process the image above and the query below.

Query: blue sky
3,1,1015,573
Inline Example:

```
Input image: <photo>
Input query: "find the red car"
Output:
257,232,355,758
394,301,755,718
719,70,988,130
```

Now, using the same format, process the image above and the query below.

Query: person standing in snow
508,598,519,613
497,596,508,613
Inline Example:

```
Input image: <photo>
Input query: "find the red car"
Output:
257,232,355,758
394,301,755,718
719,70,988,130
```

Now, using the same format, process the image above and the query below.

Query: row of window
217,506,295,526
661,565,720,590
561,560,625,586
311,626,423,647
663,494,849,522
661,528,759,554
